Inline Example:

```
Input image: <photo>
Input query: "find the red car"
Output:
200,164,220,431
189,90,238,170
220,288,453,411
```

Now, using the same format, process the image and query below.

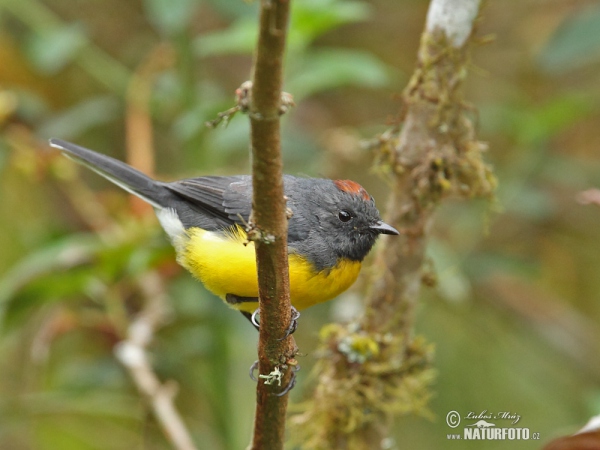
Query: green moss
289,324,435,449
376,30,497,211
291,28,498,450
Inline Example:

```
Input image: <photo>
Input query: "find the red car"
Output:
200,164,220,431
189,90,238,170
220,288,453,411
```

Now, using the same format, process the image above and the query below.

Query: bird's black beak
370,221,399,235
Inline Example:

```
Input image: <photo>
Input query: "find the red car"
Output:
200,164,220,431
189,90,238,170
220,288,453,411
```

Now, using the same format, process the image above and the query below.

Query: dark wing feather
164,175,312,246
221,176,313,245
163,176,252,229
222,179,253,222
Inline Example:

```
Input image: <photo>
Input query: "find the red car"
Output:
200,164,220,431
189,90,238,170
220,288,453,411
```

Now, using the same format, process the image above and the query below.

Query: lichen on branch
390,29,496,206
289,1,495,448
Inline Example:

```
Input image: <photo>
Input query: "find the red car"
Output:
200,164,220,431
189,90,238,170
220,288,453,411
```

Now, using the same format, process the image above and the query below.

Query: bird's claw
273,365,300,397
278,306,300,341
249,360,259,381
250,308,260,329
249,306,301,340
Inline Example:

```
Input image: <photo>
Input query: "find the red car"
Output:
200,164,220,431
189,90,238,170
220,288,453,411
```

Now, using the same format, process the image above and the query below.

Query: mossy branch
363,0,494,336
291,0,496,448
248,1,297,450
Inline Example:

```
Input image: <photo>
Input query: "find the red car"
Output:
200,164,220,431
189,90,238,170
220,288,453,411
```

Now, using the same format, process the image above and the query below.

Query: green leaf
0,235,99,302
0,234,101,328
538,5,600,74
25,24,87,75
481,94,593,145
287,49,391,99
196,0,371,57
517,95,591,144
290,0,371,49
195,17,257,57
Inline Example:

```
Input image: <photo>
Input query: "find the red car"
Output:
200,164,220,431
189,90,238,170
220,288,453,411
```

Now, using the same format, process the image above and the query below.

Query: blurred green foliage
1,1,600,449
538,4,600,74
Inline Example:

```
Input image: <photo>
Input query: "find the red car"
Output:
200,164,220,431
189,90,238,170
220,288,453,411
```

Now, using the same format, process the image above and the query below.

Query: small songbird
49,139,398,328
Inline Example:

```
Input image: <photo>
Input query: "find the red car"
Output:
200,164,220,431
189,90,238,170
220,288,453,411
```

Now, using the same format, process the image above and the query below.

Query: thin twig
247,1,297,449
114,272,197,450
205,81,295,128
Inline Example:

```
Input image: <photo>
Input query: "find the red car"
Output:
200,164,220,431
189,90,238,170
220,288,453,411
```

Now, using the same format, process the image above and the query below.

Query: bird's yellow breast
178,226,361,313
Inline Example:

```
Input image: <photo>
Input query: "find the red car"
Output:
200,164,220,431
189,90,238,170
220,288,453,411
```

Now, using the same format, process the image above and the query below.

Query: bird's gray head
299,179,399,268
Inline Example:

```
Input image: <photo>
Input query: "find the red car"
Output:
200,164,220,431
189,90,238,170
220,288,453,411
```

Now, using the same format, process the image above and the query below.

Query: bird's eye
338,210,352,222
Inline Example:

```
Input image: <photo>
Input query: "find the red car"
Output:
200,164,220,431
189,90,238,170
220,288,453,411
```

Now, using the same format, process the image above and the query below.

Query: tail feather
49,138,166,209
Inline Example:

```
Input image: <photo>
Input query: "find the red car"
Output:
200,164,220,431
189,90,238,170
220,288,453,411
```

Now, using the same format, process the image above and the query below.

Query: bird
49,138,399,330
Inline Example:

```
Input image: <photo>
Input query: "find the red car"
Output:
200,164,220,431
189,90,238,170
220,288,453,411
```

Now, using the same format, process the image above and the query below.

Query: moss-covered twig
291,1,496,448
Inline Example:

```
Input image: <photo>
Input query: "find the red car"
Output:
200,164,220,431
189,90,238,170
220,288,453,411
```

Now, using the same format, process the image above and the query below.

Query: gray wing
165,175,313,244
163,176,252,230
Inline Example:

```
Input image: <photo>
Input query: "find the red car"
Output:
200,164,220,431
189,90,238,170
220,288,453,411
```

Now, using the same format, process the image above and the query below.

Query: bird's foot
249,360,259,381
274,365,300,397
249,306,300,340
279,306,300,340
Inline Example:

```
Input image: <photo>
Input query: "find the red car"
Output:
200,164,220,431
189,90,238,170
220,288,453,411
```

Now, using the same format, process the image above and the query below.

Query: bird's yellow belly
178,227,362,313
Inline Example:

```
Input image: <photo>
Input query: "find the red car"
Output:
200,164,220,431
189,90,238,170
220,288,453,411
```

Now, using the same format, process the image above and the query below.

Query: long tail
49,138,168,209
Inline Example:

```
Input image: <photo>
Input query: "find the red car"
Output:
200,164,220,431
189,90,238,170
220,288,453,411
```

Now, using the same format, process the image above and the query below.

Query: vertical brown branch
248,1,297,450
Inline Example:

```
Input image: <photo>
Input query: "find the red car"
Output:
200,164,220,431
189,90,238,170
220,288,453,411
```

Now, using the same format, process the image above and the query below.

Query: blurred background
1,0,600,448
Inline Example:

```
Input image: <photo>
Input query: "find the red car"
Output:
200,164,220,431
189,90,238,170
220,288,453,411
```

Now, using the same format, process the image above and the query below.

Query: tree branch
291,0,495,447
248,1,297,450
115,272,198,450
425,0,481,47
363,0,492,336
